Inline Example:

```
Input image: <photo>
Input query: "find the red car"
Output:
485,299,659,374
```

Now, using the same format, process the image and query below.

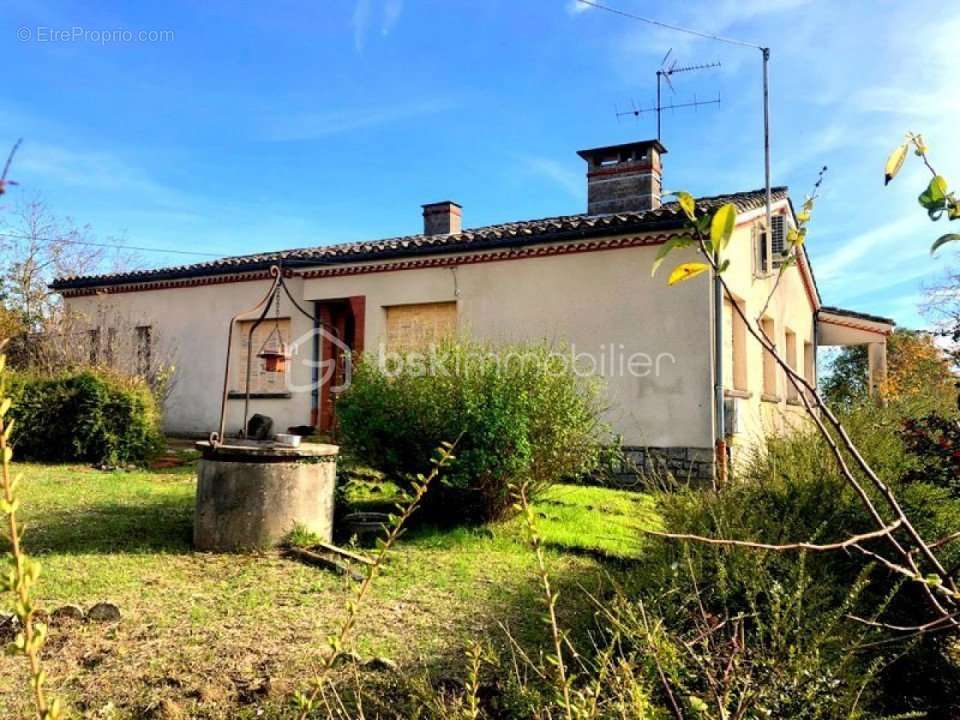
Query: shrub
336,338,610,524
639,405,960,719
8,369,165,466
901,411,960,493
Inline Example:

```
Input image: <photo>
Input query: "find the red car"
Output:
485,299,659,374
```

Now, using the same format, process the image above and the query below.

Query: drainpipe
713,261,726,490
310,301,320,427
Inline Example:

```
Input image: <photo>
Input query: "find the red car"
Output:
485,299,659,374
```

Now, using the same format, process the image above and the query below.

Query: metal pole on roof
762,47,772,256
579,0,774,484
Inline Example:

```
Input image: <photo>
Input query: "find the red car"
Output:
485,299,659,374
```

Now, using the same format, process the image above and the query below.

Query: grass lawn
0,457,659,719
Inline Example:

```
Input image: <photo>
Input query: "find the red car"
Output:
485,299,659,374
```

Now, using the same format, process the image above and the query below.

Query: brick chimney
576,140,667,215
422,201,462,235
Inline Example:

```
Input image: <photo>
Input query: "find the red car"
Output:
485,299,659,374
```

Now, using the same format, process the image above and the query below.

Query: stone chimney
576,140,667,215
422,201,462,235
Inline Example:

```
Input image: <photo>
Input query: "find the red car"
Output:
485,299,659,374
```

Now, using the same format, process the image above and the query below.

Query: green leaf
918,175,948,211
884,143,908,185
675,191,696,222
695,214,711,235
688,695,709,714
651,235,693,277
710,204,737,253
931,234,960,254
668,262,710,286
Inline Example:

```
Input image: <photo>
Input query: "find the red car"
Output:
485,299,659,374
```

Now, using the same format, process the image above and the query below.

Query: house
51,140,894,482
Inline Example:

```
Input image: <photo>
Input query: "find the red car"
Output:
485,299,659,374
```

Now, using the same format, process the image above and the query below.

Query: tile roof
819,306,895,327
51,186,788,290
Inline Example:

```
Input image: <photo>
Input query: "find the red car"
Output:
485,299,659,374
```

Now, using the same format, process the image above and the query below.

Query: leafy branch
513,481,574,719
884,133,959,253
1,345,62,720
0,138,22,197
293,436,460,719
653,185,960,635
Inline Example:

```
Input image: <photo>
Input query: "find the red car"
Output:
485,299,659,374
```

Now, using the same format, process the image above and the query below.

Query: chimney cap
576,139,668,161
421,200,463,210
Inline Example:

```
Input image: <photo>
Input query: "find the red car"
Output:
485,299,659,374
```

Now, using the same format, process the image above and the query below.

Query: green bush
8,369,165,466
638,402,960,719
336,338,610,524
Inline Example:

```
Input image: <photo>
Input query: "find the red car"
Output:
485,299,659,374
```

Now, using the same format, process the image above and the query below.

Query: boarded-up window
385,302,457,352
88,329,100,364
231,318,291,394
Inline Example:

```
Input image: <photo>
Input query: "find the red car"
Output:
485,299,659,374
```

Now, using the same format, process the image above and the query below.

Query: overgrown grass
0,457,656,719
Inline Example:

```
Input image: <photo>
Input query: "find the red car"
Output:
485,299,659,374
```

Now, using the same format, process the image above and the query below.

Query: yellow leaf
675,191,696,222
668,262,710,286
710,204,736,252
884,143,908,185
651,235,692,277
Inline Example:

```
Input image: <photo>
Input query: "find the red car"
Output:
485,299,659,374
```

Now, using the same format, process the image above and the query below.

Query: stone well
193,440,338,552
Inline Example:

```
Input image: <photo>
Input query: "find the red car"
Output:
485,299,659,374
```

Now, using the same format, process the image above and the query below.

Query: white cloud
262,99,455,141
353,0,404,51
567,0,591,15
814,215,918,282
382,0,403,35
521,156,584,201
352,0,372,52
15,142,190,210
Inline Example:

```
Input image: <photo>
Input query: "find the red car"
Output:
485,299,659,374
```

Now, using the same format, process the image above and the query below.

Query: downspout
310,301,320,427
813,306,820,394
713,262,726,490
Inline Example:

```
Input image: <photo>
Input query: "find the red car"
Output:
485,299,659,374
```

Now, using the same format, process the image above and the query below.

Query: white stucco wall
64,275,317,437
302,238,715,448
718,204,818,454
64,234,716,448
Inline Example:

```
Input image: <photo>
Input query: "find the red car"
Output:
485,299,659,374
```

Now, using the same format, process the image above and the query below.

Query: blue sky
3,0,958,327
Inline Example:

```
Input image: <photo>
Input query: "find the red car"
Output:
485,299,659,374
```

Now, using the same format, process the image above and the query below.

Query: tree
822,328,957,409
922,266,960,372
0,194,105,332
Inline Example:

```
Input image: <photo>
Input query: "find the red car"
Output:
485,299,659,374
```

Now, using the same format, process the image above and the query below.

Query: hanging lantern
257,325,290,373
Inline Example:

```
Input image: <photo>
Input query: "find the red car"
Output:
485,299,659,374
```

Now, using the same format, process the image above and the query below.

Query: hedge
8,370,165,466
336,338,610,524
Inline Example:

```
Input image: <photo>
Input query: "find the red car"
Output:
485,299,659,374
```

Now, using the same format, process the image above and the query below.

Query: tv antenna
616,49,721,140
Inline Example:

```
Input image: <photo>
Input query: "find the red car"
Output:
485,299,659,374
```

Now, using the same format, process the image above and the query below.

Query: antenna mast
616,50,721,140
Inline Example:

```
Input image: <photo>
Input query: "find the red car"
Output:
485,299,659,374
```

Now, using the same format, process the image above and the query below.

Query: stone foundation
612,446,715,486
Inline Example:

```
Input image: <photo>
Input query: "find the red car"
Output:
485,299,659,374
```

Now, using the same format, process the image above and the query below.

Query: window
104,327,117,366
88,329,100,365
761,317,778,399
230,318,291,395
136,326,152,376
785,330,798,402
385,302,457,353
723,297,748,392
